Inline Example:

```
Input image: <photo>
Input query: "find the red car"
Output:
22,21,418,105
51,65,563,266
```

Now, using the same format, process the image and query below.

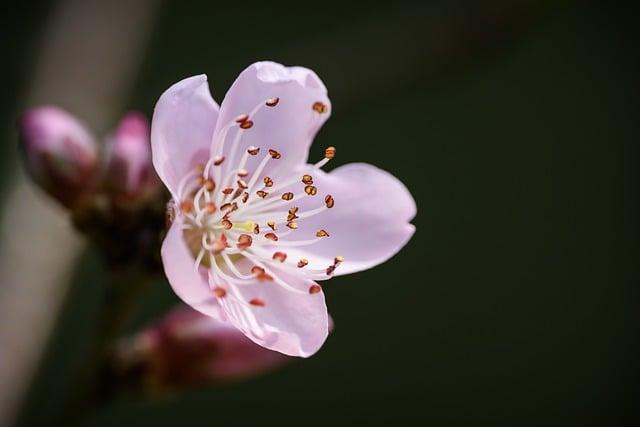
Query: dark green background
2,1,638,426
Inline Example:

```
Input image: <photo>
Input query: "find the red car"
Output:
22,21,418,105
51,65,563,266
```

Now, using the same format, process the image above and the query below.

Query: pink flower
115,306,291,390
151,61,416,357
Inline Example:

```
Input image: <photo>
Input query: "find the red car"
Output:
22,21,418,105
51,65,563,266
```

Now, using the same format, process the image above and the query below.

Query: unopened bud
18,106,98,208
106,112,161,204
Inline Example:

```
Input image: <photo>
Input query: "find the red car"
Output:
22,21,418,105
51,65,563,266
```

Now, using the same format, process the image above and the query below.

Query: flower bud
113,307,291,391
18,106,98,208
105,112,161,205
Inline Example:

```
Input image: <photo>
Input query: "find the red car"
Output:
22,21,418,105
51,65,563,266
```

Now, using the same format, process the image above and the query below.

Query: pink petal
272,163,416,277
151,75,220,197
215,259,329,358
211,61,331,182
161,219,224,319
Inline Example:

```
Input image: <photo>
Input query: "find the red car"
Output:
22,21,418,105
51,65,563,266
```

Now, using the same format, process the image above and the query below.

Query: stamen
265,97,280,107
249,298,265,307
247,146,260,155
326,265,336,276
263,177,273,187
235,114,249,123
213,287,227,298
256,190,268,198
211,234,228,254
325,195,335,208
302,174,313,185
237,234,253,250
253,224,260,234
298,259,309,268
264,232,278,242
281,192,294,201
222,219,233,229
334,256,345,264
324,146,336,159
238,169,249,177
309,284,322,294
239,120,254,129
272,252,287,262
214,155,225,165
267,221,276,231
312,101,328,113
304,185,317,196
237,179,248,189
222,187,234,195
242,192,249,203
268,149,281,159
205,202,216,214
180,200,194,214
287,221,298,229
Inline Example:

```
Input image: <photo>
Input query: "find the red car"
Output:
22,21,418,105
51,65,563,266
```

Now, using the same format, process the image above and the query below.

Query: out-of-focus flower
114,306,291,391
105,112,161,205
18,106,98,208
151,61,416,358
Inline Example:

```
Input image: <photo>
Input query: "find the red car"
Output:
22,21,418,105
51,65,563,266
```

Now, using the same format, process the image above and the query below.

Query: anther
220,203,233,213
263,177,273,187
324,146,336,159
205,202,216,213
302,174,313,185
204,179,216,191
249,298,265,307
251,266,265,275
281,192,294,201
297,259,309,268
266,97,280,107
213,287,227,298
214,155,225,166
316,229,330,238
325,194,335,208
237,179,248,189
309,284,322,294
268,149,281,159
265,232,278,242
222,187,234,195
257,273,273,282
267,221,276,231
256,190,268,198
238,169,249,177
242,192,249,203
212,234,228,254
312,101,328,113
196,176,205,186
326,265,336,276
222,219,233,230
287,221,298,229
247,146,260,155
240,120,254,129
304,185,318,196
235,114,249,123
195,164,205,173
272,252,287,262
180,200,194,213
334,256,345,264
253,224,260,234
237,234,253,250
287,213,298,222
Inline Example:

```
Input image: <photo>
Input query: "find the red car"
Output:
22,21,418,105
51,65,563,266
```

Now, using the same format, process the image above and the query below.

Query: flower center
172,97,343,305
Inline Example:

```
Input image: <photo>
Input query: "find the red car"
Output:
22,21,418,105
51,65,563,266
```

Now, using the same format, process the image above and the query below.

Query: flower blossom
152,61,416,357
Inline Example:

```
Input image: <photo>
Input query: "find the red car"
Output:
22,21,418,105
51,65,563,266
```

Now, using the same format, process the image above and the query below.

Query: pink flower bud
114,307,292,391
18,106,98,207
105,112,161,204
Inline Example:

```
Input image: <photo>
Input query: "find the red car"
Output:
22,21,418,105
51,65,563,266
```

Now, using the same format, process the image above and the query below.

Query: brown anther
195,164,205,173
316,229,330,238
289,207,299,215
325,194,335,208
281,192,294,201
267,221,276,231
237,179,248,189
287,221,298,229
304,185,318,196
239,120,254,129
298,259,309,268
256,190,268,198
214,155,225,166
334,255,345,264
249,298,265,307
253,223,260,234
326,265,336,276
235,114,249,123
268,149,281,159
265,97,280,107
302,174,313,185
204,179,216,191
230,202,238,212
247,146,260,155
287,213,298,222
222,219,233,230
213,287,227,298
272,252,287,262
251,266,265,275
309,284,322,294
264,232,278,241
263,176,273,187
211,234,228,254
196,175,205,186
324,146,336,159
205,202,217,214
222,187,234,195
180,200,193,213
257,273,273,282
220,203,232,213
242,192,249,203
237,234,253,250
312,101,328,113
238,168,249,177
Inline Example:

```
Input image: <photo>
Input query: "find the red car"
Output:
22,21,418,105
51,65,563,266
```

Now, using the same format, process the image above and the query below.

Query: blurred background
1,0,638,426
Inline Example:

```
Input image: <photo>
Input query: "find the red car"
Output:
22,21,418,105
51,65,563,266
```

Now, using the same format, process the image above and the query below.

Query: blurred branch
0,0,161,425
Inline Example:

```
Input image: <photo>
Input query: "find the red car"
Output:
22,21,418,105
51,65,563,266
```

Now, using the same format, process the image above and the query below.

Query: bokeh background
1,0,638,426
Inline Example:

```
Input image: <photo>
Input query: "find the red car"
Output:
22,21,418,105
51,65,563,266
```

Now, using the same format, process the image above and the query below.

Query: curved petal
151,75,219,197
261,163,416,277
161,219,224,319
215,259,329,358
211,61,331,183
